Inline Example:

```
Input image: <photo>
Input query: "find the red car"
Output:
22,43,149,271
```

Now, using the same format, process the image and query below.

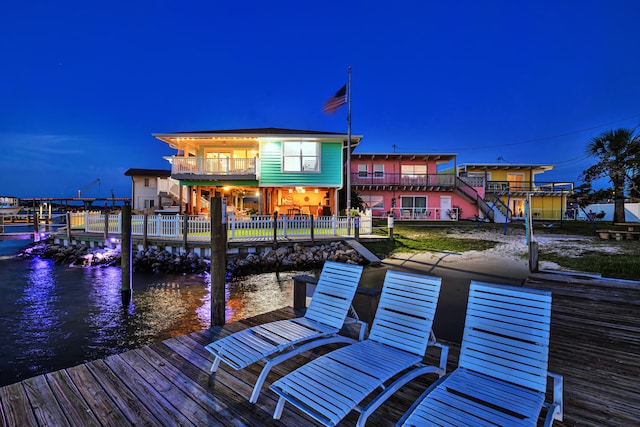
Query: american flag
323,84,347,114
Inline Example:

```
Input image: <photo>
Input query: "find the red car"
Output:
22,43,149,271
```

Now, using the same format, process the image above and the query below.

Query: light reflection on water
0,254,314,387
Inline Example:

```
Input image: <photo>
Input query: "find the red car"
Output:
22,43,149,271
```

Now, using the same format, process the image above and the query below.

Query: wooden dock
1,272,639,426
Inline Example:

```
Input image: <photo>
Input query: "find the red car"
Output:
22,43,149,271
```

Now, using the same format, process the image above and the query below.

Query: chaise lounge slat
397,281,563,427
271,270,447,427
204,261,364,403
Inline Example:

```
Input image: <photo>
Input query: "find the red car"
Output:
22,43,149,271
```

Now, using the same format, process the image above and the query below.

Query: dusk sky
2,1,639,198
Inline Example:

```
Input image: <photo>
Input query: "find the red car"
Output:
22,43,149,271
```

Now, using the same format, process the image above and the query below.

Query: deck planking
1,272,638,426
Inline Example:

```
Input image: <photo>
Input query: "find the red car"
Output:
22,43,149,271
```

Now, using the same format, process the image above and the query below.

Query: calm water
0,239,311,387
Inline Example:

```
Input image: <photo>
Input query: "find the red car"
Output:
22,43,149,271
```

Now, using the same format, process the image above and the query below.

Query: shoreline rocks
17,238,367,276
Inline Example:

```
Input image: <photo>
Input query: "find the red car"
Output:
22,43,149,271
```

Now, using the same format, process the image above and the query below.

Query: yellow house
458,163,573,221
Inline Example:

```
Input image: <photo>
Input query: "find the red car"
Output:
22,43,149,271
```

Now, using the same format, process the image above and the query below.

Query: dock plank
64,364,131,427
45,370,102,427
102,354,196,426
22,375,72,427
0,383,38,427
85,359,163,426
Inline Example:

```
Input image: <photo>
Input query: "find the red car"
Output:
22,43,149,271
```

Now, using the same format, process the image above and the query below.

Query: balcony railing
486,181,574,193
351,172,455,187
171,156,257,176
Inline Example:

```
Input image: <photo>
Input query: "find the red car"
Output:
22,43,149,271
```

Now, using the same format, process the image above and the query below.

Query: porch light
314,189,319,194
288,189,293,193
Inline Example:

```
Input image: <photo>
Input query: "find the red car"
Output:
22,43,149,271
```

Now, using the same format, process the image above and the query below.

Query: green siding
259,141,343,187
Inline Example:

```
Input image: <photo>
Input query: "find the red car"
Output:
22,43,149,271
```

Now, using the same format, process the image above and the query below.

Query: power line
452,113,640,151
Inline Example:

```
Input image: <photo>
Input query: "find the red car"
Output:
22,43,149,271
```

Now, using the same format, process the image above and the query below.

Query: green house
153,128,362,217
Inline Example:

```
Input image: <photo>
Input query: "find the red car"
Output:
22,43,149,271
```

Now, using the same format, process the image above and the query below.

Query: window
144,199,155,208
361,195,384,210
144,178,150,187
373,164,384,178
283,141,320,172
401,164,427,177
400,196,428,218
358,164,368,177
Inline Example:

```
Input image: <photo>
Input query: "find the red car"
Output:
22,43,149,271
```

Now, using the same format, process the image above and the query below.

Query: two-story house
351,153,481,220
458,163,573,221
124,168,174,212
152,128,362,217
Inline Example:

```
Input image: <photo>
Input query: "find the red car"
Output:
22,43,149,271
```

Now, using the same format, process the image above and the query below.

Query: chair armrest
543,371,563,425
428,341,449,376
343,317,368,341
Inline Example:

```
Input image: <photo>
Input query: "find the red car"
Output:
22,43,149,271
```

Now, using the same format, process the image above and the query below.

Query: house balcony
486,181,574,195
170,156,257,180
351,172,455,191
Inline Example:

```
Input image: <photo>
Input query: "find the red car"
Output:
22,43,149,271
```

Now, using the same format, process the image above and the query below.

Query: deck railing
69,211,372,242
486,181,574,192
171,156,257,176
351,172,455,187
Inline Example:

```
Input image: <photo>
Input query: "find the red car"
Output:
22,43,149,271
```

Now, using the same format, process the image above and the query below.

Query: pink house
350,153,484,220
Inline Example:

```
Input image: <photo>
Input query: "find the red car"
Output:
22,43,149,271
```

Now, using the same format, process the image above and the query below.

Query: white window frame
358,164,368,177
373,164,384,178
282,141,320,173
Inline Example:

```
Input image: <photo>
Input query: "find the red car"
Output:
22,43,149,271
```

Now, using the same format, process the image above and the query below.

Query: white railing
68,211,373,242
396,207,458,221
171,156,257,176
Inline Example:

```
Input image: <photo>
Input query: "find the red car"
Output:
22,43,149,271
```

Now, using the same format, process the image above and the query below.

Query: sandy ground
444,227,625,271
375,227,630,341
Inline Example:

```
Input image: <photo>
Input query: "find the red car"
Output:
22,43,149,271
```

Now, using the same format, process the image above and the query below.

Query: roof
153,127,363,140
458,163,553,171
352,152,457,162
124,168,172,177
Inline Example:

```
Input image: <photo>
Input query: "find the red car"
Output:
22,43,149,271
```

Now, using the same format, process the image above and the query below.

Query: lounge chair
270,270,447,427
397,281,563,427
204,261,364,403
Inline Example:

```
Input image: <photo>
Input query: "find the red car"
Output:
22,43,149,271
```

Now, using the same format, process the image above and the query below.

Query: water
0,239,311,387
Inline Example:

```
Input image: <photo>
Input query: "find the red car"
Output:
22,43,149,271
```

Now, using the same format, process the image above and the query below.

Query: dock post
143,214,148,249
104,211,109,247
183,212,188,254
310,214,315,244
272,211,278,249
387,214,394,240
33,213,39,240
210,193,227,327
66,212,72,242
0,214,4,234
121,204,133,304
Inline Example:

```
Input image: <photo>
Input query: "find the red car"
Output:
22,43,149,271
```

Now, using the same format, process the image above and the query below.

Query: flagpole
346,66,352,234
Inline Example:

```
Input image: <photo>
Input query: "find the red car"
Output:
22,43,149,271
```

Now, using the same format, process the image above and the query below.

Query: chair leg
273,396,286,419
210,356,221,373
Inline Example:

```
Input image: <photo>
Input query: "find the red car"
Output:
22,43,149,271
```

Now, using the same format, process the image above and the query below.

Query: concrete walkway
366,250,531,343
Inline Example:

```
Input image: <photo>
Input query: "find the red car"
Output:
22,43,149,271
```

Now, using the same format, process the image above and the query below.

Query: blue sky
1,1,639,198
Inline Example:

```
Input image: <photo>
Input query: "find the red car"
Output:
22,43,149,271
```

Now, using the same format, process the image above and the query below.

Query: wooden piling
210,194,227,327
182,212,188,253
272,211,278,249
121,204,132,295
142,214,148,249
66,212,72,241
310,214,315,244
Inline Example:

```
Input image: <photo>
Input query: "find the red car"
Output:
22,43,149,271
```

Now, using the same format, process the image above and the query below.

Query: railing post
183,213,188,253
272,212,278,249
143,214,148,249
103,212,109,246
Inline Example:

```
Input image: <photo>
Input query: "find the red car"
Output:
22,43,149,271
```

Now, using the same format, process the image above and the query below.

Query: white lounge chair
204,261,364,403
398,281,564,427
270,270,447,427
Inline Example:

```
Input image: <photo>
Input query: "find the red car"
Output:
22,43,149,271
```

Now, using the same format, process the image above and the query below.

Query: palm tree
581,128,640,223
